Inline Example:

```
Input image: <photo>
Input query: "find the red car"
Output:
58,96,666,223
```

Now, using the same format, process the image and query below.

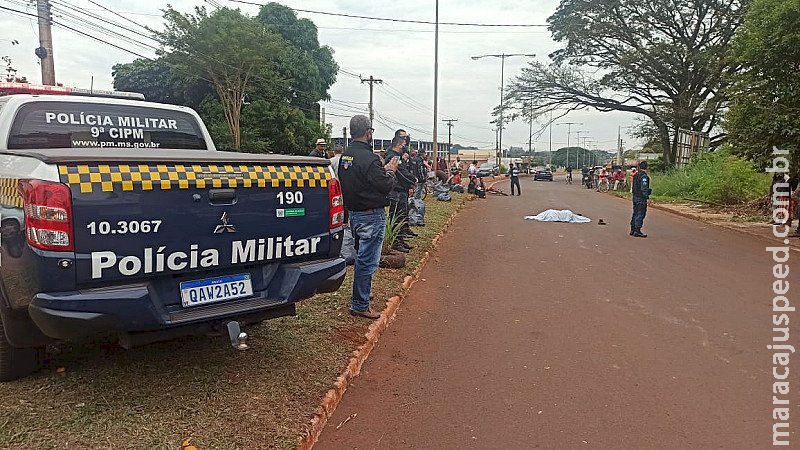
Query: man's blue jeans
349,209,386,311
414,183,424,200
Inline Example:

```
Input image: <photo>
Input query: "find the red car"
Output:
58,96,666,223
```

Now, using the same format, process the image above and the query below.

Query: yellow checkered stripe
0,178,23,209
58,164,331,194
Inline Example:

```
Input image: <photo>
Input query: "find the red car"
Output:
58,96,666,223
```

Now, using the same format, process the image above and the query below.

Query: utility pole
433,0,440,164
472,53,536,166
617,125,624,166
548,111,553,166
557,121,582,169
36,0,56,85
360,75,383,125
527,100,533,156
342,127,347,150
442,119,457,163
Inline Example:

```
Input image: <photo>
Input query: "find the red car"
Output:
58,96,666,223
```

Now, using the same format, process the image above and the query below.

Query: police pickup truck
0,83,346,380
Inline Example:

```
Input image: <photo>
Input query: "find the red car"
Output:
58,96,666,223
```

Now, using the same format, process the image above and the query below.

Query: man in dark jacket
338,115,398,318
630,161,652,237
384,136,417,253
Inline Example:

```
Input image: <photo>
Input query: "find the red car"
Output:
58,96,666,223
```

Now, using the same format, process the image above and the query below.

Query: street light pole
472,53,535,167
432,0,439,163
557,122,582,169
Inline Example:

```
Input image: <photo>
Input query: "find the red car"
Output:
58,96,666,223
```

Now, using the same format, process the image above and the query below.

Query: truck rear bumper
26,258,346,341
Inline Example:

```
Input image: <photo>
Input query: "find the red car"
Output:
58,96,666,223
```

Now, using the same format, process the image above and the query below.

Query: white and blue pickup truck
0,83,346,380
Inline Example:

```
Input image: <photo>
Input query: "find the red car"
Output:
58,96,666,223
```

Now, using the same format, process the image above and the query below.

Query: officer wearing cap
630,161,652,237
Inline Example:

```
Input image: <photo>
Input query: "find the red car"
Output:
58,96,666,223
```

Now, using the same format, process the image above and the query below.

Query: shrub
381,213,404,254
650,150,771,204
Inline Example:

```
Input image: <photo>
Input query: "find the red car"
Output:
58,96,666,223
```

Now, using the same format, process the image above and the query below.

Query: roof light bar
0,82,145,100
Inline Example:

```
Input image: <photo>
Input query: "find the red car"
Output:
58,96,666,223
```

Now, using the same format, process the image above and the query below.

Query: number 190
277,191,303,205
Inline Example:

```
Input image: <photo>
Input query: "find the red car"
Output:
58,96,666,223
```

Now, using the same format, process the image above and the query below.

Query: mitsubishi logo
213,212,236,234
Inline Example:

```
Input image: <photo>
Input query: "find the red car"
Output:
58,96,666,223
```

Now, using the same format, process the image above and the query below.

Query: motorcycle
582,173,593,189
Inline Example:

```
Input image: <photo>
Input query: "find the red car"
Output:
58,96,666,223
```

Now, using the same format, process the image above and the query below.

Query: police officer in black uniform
630,161,652,237
384,136,417,252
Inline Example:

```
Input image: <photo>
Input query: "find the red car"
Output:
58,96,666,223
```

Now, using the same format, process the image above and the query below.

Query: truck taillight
328,178,345,229
19,180,74,251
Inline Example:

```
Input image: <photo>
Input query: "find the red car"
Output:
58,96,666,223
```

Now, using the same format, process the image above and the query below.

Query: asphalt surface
316,176,798,449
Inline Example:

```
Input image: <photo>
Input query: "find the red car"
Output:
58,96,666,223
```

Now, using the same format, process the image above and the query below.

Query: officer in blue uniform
630,161,651,237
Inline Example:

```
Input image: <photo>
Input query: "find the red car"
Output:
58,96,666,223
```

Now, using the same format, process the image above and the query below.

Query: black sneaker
396,240,414,249
392,244,411,253
633,231,648,238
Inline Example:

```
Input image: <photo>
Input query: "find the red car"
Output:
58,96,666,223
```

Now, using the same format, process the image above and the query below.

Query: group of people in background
577,165,631,191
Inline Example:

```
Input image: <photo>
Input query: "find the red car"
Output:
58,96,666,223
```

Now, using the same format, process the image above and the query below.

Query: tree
725,0,800,172
158,7,287,150
256,3,338,117
112,57,211,110
505,0,749,166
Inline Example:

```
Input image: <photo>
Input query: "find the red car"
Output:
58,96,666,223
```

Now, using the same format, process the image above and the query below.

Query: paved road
316,177,798,449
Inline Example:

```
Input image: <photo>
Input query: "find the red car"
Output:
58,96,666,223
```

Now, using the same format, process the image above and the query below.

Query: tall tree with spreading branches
158,7,286,150
725,0,800,172
505,0,749,165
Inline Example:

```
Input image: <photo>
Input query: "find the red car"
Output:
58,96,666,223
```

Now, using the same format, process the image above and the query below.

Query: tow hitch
226,321,249,351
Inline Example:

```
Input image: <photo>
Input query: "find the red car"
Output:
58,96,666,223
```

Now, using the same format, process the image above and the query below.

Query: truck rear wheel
0,314,42,381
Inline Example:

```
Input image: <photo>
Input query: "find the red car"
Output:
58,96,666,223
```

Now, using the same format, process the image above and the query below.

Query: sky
0,0,642,153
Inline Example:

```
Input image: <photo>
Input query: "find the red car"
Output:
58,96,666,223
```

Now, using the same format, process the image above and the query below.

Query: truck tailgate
60,161,334,287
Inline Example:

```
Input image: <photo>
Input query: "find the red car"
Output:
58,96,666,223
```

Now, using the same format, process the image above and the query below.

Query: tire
599,181,609,193
0,314,42,381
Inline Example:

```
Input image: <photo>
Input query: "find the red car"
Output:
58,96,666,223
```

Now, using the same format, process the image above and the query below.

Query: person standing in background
630,161,651,238
509,163,521,196
410,149,427,200
329,145,343,179
384,136,417,253
310,138,327,158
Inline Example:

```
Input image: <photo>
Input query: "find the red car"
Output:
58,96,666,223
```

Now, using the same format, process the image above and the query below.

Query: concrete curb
297,198,467,450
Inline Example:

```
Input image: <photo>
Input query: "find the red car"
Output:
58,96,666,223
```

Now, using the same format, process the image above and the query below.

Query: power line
50,5,159,55
225,0,548,27
83,0,153,33
0,5,153,59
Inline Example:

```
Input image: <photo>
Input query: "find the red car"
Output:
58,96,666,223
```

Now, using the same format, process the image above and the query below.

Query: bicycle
420,177,437,200
598,178,610,193
612,179,629,192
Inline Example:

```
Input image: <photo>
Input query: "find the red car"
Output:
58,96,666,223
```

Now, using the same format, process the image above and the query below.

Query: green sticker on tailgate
277,208,306,217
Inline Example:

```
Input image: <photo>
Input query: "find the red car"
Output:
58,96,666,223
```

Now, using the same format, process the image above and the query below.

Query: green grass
0,194,465,450
649,151,771,205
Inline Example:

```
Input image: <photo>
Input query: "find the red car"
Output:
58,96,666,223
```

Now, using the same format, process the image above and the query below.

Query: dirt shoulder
647,202,800,251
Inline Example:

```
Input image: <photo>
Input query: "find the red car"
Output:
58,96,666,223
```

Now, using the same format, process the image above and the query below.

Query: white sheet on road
524,209,592,223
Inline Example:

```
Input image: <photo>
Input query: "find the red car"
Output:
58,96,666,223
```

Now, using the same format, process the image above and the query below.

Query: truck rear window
7,102,207,150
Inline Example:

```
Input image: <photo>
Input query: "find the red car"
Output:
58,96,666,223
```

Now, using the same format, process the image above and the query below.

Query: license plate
180,273,253,308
